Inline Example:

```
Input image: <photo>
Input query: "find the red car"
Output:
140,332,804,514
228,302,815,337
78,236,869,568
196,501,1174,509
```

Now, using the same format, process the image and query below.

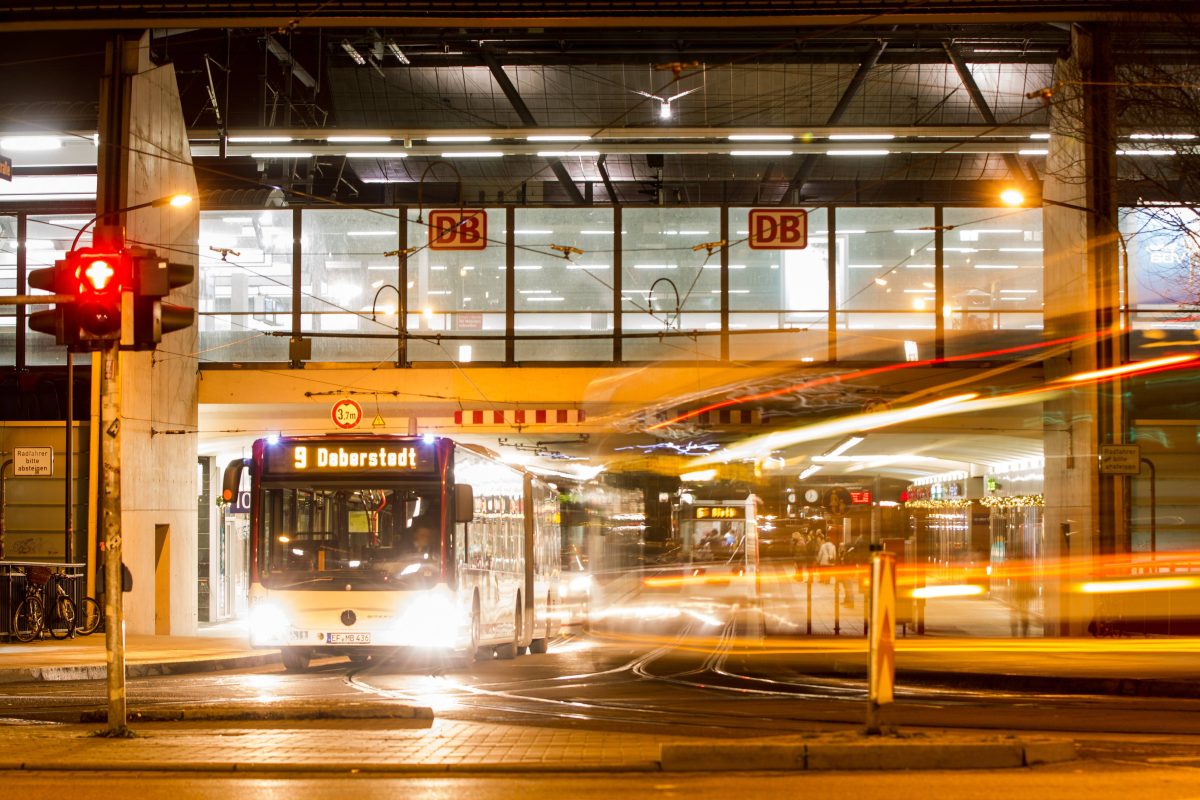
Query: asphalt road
4,612,1200,744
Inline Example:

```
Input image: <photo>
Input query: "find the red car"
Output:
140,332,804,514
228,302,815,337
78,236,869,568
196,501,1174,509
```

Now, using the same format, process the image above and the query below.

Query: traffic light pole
99,341,127,736
97,32,130,738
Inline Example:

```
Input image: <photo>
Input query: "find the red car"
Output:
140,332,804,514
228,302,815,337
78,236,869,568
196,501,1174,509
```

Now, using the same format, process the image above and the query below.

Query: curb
0,652,280,685
0,741,1074,775
822,664,1200,700
898,669,1200,699
659,739,1077,771
77,701,434,724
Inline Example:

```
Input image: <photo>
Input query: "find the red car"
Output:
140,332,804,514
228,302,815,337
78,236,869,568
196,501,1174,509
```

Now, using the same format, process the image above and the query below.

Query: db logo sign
748,208,808,250
428,209,488,251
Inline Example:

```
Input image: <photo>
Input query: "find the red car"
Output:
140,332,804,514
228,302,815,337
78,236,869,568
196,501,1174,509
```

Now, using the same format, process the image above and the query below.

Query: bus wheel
461,595,482,665
529,593,552,654
495,601,521,660
280,648,310,673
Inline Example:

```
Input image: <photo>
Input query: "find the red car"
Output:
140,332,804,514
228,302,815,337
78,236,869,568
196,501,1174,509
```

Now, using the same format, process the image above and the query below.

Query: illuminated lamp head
999,188,1026,207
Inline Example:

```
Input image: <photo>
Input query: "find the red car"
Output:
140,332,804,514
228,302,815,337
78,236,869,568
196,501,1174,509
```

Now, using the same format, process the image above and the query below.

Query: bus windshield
260,484,443,590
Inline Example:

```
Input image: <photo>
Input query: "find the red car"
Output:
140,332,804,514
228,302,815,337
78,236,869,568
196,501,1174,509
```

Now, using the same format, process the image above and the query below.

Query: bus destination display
693,506,744,520
266,442,431,475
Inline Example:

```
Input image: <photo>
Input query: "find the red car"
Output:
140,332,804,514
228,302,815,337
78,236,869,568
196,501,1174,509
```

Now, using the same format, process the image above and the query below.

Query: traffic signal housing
27,257,78,349
28,247,129,350
128,248,195,350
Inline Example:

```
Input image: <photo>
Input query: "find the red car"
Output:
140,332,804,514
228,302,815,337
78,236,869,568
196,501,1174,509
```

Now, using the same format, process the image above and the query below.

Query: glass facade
25,214,92,366
406,208,506,363
728,207,829,361
0,215,15,366
11,201,1194,369
514,207,614,361
302,209,402,363
620,208,721,361
835,207,937,362
197,210,293,362
943,207,1044,358
1121,206,1200,360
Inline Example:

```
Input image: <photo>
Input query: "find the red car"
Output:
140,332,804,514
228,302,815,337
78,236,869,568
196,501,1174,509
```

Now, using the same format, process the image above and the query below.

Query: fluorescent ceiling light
1019,148,1049,156
728,134,794,141
537,150,599,158
731,149,793,156
0,173,97,202
327,136,391,143
251,151,313,158
798,465,822,480
229,136,293,143
386,41,410,65
340,40,366,65
0,135,62,151
828,134,895,141
1130,133,1195,140
826,149,889,156
527,135,591,142
441,151,503,158
346,151,408,158
428,135,492,143
347,231,395,237
1117,149,1175,156
1030,132,1051,140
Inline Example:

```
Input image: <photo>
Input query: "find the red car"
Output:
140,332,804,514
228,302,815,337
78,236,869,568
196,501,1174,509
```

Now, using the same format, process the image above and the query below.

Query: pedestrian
1010,577,1035,637
841,533,868,609
816,534,837,583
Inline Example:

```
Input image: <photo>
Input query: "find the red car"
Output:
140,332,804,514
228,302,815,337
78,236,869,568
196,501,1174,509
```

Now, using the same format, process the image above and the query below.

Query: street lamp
70,192,193,250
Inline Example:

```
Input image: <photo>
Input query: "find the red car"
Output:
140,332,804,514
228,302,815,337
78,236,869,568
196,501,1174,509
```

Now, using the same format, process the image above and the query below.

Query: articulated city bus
671,487,761,600
223,435,560,671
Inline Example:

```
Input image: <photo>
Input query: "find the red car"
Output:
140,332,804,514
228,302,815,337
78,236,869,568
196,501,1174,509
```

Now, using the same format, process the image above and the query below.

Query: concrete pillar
1041,24,1126,635
99,34,200,635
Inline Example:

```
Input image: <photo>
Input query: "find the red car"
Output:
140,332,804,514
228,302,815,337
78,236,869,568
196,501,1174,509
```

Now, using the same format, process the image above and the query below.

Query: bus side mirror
221,458,249,504
455,484,475,523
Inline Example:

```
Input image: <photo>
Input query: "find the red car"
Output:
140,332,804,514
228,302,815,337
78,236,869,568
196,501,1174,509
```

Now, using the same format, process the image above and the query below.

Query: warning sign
748,208,808,250
428,209,488,251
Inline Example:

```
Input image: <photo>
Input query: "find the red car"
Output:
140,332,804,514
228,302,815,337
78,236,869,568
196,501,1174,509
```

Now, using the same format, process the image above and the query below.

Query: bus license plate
327,633,371,644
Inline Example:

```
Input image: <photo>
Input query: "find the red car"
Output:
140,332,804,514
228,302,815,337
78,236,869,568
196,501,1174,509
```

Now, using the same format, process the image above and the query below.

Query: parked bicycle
12,566,76,642
74,594,102,636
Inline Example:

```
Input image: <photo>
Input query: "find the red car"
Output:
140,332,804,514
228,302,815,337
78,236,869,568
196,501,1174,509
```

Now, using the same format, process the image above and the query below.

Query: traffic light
127,247,195,350
27,257,79,349
70,248,128,344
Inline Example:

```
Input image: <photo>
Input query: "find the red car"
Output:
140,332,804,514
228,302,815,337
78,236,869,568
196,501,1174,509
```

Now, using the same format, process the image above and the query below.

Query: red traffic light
82,257,117,291
70,248,128,339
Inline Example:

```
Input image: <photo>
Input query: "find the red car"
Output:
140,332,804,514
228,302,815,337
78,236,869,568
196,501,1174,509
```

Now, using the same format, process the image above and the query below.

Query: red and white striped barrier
454,409,587,426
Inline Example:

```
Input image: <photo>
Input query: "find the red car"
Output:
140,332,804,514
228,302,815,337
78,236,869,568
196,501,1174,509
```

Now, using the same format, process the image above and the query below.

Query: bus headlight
396,593,459,647
248,602,290,645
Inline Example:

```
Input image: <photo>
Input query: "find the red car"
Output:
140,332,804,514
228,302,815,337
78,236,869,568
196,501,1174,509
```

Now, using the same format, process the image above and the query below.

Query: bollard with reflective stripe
865,549,896,734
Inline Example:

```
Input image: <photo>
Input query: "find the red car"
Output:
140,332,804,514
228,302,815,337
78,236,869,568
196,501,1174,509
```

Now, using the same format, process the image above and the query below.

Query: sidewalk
0,718,1076,774
0,625,276,684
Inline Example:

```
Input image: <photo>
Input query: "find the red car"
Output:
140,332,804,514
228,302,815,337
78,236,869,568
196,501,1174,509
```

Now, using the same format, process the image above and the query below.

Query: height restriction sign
748,208,808,249
331,398,363,430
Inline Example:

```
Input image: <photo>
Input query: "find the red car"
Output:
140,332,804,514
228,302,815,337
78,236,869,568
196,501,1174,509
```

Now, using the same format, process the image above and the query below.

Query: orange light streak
647,333,1094,431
